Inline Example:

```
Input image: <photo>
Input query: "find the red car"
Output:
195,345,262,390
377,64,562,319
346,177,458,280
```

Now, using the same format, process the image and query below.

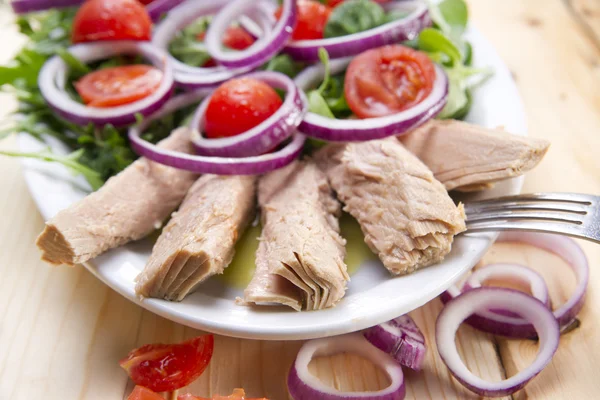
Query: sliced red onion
137,89,212,129
283,1,430,62
363,315,426,371
152,0,258,89
437,287,560,397
129,123,305,175
190,71,306,157
463,263,551,317
294,58,448,141
146,0,187,21
204,0,296,69
288,334,405,400
11,0,83,14
38,41,174,127
440,233,588,338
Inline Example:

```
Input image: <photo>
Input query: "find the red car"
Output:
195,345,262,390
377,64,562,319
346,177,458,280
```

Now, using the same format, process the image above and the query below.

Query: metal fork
463,193,600,243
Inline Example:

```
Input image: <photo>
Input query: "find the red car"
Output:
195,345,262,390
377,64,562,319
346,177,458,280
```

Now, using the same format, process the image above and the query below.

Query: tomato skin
222,27,255,50
275,0,332,40
344,45,436,119
328,0,389,6
204,78,283,139
127,386,165,400
74,65,162,107
120,335,214,392
72,0,152,43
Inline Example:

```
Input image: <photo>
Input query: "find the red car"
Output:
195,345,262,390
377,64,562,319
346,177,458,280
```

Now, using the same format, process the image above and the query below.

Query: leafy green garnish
306,48,352,119
56,48,90,78
324,0,385,38
0,148,103,190
169,17,212,67
263,54,304,78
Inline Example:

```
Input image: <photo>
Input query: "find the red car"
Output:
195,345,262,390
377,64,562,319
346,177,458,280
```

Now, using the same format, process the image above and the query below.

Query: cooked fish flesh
244,160,348,311
136,174,256,301
400,119,550,191
36,128,198,266
316,138,466,275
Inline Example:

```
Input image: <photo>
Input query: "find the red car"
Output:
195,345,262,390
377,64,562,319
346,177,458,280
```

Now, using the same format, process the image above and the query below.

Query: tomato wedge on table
120,335,214,392
344,45,436,118
74,65,163,107
275,0,332,40
72,0,152,43
204,78,282,139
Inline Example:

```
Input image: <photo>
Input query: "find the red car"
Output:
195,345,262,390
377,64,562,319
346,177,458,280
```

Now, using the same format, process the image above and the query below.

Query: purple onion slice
38,41,175,127
436,287,560,397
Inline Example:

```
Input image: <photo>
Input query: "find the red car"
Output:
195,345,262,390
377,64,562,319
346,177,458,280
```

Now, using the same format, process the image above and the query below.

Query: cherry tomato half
127,386,165,400
275,0,332,40
72,0,152,43
196,27,255,67
344,45,436,119
74,65,162,107
179,388,268,400
120,335,214,392
204,78,283,139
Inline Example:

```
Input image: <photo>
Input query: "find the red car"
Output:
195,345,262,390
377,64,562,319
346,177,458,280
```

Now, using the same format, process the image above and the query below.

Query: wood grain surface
1,0,599,399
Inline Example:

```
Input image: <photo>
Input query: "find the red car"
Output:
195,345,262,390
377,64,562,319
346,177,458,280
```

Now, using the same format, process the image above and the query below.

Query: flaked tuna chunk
36,128,198,266
400,119,550,191
316,138,466,275
136,174,256,301
244,160,348,311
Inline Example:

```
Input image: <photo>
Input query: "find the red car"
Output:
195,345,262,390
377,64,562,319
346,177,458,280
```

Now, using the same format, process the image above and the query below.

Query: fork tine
464,202,589,216
466,192,594,207
464,220,600,244
466,210,584,224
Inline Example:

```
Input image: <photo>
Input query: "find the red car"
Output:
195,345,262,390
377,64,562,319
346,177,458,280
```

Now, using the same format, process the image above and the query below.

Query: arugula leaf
263,54,304,78
324,0,385,38
56,48,90,78
169,17,212,67
418,27,461,65
438,0,468,38
308,91,336,118
0,148,103,190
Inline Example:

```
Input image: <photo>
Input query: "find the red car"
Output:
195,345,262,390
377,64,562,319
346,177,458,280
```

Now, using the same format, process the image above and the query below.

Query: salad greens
306,48,351,119
168,17,212,68
324,0,385,38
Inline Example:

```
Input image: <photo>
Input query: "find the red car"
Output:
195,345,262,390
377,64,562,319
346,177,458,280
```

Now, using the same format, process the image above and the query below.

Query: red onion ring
129,125,305,175
10,0,83,14
152,0,261,89
282,1,430,62
288,334,406,400
441,233,588,338
363,315,426,371
437,287,560,397
38,41,174,127
204,0,296,69
146,0,187,21
190,71,306,157
294,58,448,141
463,263,551,317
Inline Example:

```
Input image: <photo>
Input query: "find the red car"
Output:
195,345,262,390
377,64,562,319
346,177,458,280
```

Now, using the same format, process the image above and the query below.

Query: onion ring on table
38,41,174,127
11,0,84,14
204,0,296,69
363,315,426,371
152,0,270,89
436,287,560,397
440,233,588,338
190,71,307,157
281,0,430,62
288,334,406,400
294,58,448,141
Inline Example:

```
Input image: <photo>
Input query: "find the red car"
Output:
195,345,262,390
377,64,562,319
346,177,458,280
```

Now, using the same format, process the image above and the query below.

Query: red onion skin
436,287,560,397
288,364,406,400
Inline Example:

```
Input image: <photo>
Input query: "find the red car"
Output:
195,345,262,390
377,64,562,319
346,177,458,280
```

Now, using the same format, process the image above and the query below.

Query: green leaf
169,17,212,67
418,28,461,64
317,48,331,93
324,0,385,38
438,0,468,36
263,54,303,78
308,91,335,118
0,148,104,190
56,48,91,78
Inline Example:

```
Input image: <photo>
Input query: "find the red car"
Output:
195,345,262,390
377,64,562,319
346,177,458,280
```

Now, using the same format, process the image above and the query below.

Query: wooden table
1,0,599,398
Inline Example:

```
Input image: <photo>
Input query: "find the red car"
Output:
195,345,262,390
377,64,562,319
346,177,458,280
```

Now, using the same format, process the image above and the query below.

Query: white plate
19,27,526,340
